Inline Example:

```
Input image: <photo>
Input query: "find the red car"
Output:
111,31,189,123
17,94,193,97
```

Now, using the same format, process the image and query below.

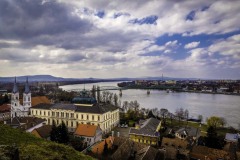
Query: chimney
117,132,120,137
112,131,114,137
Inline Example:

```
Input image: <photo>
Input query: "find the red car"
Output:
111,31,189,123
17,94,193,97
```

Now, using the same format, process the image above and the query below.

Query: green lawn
165,118,238,136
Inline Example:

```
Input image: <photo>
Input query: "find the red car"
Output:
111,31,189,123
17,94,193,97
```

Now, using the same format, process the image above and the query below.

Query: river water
60,81,240,129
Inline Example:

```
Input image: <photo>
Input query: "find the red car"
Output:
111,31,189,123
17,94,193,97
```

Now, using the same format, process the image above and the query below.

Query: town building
5,116,46,132
30,102,119,133
11,77,31,118
0,103,10,121
31,125,52,139
74,124,102,146
175,126,201,140
129,118,161,146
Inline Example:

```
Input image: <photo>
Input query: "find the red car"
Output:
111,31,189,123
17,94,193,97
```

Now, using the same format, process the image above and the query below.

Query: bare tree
175,107,184,123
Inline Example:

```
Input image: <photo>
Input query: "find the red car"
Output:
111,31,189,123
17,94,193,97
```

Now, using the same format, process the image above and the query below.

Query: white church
11,77,31,118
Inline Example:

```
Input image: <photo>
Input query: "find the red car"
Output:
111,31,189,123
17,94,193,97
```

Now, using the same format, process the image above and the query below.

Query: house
5,117,46,132
175,126,201,140
90,136,114,156
111,137,163,160
225,133,239,143
190,145,231,160
74,124,102,146
129,118,161,146
0,103,11,121
31,125,52,139
161,137,189,160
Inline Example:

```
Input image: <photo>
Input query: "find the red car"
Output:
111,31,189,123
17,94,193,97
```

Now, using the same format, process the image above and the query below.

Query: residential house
111,137,163,160
129,118,161,146
74,124,102,146
5,117,46,132
175,126,201,140
31,125,52,139
0,104,10,121
225,133,239,143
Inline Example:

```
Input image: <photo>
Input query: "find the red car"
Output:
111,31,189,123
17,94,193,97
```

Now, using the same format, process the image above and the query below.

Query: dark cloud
0,0,92,44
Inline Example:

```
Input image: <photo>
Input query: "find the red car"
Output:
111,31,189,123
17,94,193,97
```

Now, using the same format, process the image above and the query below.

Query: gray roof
51,103,77,111
12,77,18,93
129,118,161,137
31,103,118,114
6,117,46,131
24,77,30,94
175,127,200,138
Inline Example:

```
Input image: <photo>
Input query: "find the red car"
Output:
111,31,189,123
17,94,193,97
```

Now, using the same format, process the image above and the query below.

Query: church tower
11,77,20,118
23,77,31,109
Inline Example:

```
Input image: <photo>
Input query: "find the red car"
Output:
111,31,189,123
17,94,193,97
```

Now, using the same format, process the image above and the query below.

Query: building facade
30,102,120,133
129,118,161,146
74,124,102,146
11,77,31,118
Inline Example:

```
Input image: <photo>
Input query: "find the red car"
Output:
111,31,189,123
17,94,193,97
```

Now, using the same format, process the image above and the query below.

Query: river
60,81,240,129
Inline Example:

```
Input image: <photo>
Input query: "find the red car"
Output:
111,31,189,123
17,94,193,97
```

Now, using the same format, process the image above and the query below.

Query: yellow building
30,102,119,133
129,118,161,146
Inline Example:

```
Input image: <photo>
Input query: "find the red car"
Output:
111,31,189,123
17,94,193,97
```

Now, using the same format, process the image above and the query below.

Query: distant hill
0,75,197,83
0,124,93,160
0,75,102,82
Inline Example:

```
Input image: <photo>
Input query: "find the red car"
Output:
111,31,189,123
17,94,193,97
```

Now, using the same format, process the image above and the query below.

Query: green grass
165,118,238,137
0,124,93,160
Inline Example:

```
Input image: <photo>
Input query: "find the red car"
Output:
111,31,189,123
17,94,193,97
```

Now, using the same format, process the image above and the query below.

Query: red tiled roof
91,137,114,155
0,104,10,113
31,96,51,107
74,124,98,137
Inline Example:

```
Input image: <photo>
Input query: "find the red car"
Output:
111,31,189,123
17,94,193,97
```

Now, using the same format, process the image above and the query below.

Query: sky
0,0,240,79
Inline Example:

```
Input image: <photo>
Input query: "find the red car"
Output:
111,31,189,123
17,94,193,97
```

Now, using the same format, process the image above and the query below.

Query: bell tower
11,77,20,118
23,77,31,109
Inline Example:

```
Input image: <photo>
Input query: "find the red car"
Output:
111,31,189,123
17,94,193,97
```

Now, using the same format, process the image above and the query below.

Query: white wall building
11,77,31,118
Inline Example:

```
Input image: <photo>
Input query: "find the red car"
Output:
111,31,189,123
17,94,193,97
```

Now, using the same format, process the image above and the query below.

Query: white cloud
184,41,200,49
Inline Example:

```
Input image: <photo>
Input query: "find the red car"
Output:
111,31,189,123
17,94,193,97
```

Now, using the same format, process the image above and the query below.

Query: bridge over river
69,86,126,92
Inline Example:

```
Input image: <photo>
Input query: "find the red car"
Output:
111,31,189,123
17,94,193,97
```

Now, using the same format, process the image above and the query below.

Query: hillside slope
0,124,93,160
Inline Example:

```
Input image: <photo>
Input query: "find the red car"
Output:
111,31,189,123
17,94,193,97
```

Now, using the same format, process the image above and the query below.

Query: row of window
31,109,101,121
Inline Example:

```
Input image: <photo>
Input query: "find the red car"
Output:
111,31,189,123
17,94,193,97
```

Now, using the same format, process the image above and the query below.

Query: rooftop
74,124,100,137
0,104,10,113
5,117,46,131
190,145,231,160
32,125,52,138
31,102,118,114
129,118,161,137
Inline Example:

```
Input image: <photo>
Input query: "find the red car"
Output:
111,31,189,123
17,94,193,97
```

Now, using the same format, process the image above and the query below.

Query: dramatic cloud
0,0,240,79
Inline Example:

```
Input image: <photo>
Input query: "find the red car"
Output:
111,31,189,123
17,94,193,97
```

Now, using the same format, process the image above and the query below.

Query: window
71,121,73,127
87,115,89,120
92,115,94,121
98,116,100,121
81,114,83,119
52,112,55,116
66,113,69,118
71,113,74,118
44,111,45,116
76,114,78,119
40,111,42,115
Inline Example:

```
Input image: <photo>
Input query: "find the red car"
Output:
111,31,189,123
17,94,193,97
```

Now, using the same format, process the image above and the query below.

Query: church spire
24,77,30,94
12,77,18,93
